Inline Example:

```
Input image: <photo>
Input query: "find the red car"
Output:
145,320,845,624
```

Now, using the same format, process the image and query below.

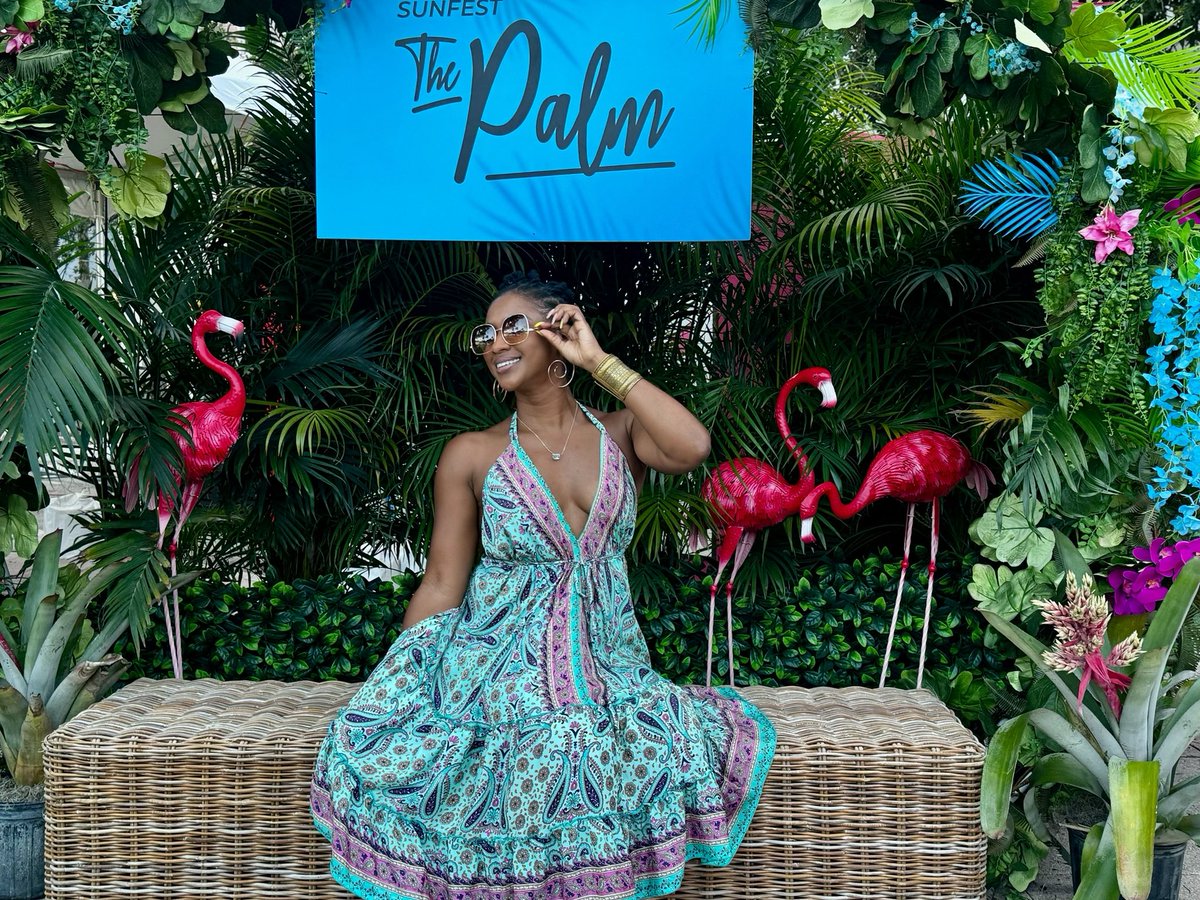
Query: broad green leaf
969,564,1054,621
819,0,875,30
1006,0,1060,26
102,154,172,219
1076,820,1119,900
1110,759,1158,900
1065,4,1126,57
1119,647,1166,762
1028,708,1111,788
1132,108,1200,172
982,714,1030,837
15,0,42,18
1031,752,1105,797
1159,771,1200,825
0,494,37,558
974,495,1055,568
1079,105,1110,203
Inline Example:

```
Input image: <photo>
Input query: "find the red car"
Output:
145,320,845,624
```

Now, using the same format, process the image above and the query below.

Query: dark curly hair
492,271,575,317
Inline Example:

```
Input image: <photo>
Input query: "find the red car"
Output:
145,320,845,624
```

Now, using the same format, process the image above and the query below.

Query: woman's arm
401,434,479,629
538,303,710,474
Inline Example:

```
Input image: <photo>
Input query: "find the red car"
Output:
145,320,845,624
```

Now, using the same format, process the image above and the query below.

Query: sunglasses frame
470,313,534,356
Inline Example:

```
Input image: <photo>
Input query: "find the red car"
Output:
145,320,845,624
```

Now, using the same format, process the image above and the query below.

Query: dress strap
577,400,606,436
508,412,518,441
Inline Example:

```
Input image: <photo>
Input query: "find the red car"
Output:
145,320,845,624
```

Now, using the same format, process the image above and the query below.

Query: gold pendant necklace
519,403,579,461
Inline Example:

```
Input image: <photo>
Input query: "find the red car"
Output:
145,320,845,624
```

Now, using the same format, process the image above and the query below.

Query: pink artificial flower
2,21,35,54
1164,187,1200,226
1036,572,1143,715
1079,205,1141,264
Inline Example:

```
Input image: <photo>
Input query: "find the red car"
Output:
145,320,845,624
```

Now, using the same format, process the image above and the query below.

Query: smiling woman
310,272,773,900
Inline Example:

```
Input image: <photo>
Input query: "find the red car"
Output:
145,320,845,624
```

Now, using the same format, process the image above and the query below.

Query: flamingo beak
818,380,837,409
801,517,815,543
216,315,245,338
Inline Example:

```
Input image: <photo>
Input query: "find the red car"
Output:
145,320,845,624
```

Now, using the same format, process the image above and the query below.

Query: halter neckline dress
312,403,775,900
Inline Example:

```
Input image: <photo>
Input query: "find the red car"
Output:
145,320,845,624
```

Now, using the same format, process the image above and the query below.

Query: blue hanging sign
315,1,753,242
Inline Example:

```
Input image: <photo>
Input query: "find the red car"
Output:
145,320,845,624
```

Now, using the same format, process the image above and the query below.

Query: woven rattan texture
43,680,985,900
43,678,358,899
674,685,987,900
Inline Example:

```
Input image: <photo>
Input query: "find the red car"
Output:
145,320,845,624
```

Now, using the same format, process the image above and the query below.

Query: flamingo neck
774,368,824,485
193,328,245,416
816,480,876,519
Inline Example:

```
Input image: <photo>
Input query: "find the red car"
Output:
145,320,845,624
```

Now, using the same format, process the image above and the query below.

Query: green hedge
120,550,1015,731
119,573,419,682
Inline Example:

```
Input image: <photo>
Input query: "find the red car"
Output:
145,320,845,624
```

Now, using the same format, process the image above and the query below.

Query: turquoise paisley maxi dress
311,403,776,900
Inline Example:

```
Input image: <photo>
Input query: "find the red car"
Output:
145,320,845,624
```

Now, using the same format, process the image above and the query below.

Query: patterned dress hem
312,685,774,900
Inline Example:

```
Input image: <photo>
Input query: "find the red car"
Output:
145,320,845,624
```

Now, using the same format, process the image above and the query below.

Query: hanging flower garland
1145,266,1200,534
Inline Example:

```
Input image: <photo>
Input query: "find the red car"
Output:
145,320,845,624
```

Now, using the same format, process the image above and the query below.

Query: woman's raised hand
536,303,607,372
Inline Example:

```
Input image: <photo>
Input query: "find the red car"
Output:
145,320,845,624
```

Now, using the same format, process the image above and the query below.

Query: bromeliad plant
0,530,129,785
981,561,1200,900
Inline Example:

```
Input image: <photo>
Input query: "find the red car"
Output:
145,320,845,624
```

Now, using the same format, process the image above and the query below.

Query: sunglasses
471,313,536,355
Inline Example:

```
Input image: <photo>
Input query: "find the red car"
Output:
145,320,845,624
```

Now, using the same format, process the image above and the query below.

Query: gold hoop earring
548,359,575,389
492,380,509,401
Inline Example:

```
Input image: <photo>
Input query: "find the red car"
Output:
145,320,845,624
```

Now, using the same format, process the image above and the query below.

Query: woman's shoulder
592,405,632,439
443,420,510,457
441,420,512,488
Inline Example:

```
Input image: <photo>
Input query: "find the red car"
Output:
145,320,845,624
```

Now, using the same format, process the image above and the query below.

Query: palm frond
0,262,133,482
778,182,946,269
960,152,1062,240
675,0,732,45
959,390,1035,432
1098,22,1200,110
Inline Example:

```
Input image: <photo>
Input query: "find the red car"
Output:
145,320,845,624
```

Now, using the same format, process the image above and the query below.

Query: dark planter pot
1067,825,1189,900
0,798,44,900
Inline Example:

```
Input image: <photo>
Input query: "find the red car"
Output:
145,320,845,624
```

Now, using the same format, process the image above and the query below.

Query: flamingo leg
166,480,204,680
916,498,940,690
879,503,916,689
707,526,743,687
723,530,758,688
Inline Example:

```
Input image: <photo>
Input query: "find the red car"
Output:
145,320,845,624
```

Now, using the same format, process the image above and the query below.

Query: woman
311,274,776,900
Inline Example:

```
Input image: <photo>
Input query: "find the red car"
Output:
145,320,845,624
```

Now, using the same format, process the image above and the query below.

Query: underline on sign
485,161,677,180
412,97,463,112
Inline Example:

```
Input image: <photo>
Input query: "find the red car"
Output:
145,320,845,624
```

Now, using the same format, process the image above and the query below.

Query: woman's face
482,291,558,391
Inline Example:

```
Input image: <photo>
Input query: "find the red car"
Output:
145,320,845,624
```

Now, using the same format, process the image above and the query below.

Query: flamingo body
701,457,810,532
798,428,993,689
691,367,837,686
125,310,245,679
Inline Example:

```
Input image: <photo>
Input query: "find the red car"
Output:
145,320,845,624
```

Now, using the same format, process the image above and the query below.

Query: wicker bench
42,679,985,899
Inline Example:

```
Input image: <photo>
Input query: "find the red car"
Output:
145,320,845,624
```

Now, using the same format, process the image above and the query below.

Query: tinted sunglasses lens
470,324,495,355
502,314,530,344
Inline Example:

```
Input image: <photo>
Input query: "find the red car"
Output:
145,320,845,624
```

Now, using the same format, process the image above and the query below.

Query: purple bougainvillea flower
1080,205,1141,263
1164,187,1200,226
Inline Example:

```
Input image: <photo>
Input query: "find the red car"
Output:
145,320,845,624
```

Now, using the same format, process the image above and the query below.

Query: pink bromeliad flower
1035,572,1143,715
1079,205,1141,264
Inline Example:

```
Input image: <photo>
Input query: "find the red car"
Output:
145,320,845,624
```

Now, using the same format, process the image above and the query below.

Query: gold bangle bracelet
592,354,643,402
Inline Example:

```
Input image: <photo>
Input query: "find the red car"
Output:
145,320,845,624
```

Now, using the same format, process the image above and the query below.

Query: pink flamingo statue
125,310,245,679
689,367,837,687
797,431,993,689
